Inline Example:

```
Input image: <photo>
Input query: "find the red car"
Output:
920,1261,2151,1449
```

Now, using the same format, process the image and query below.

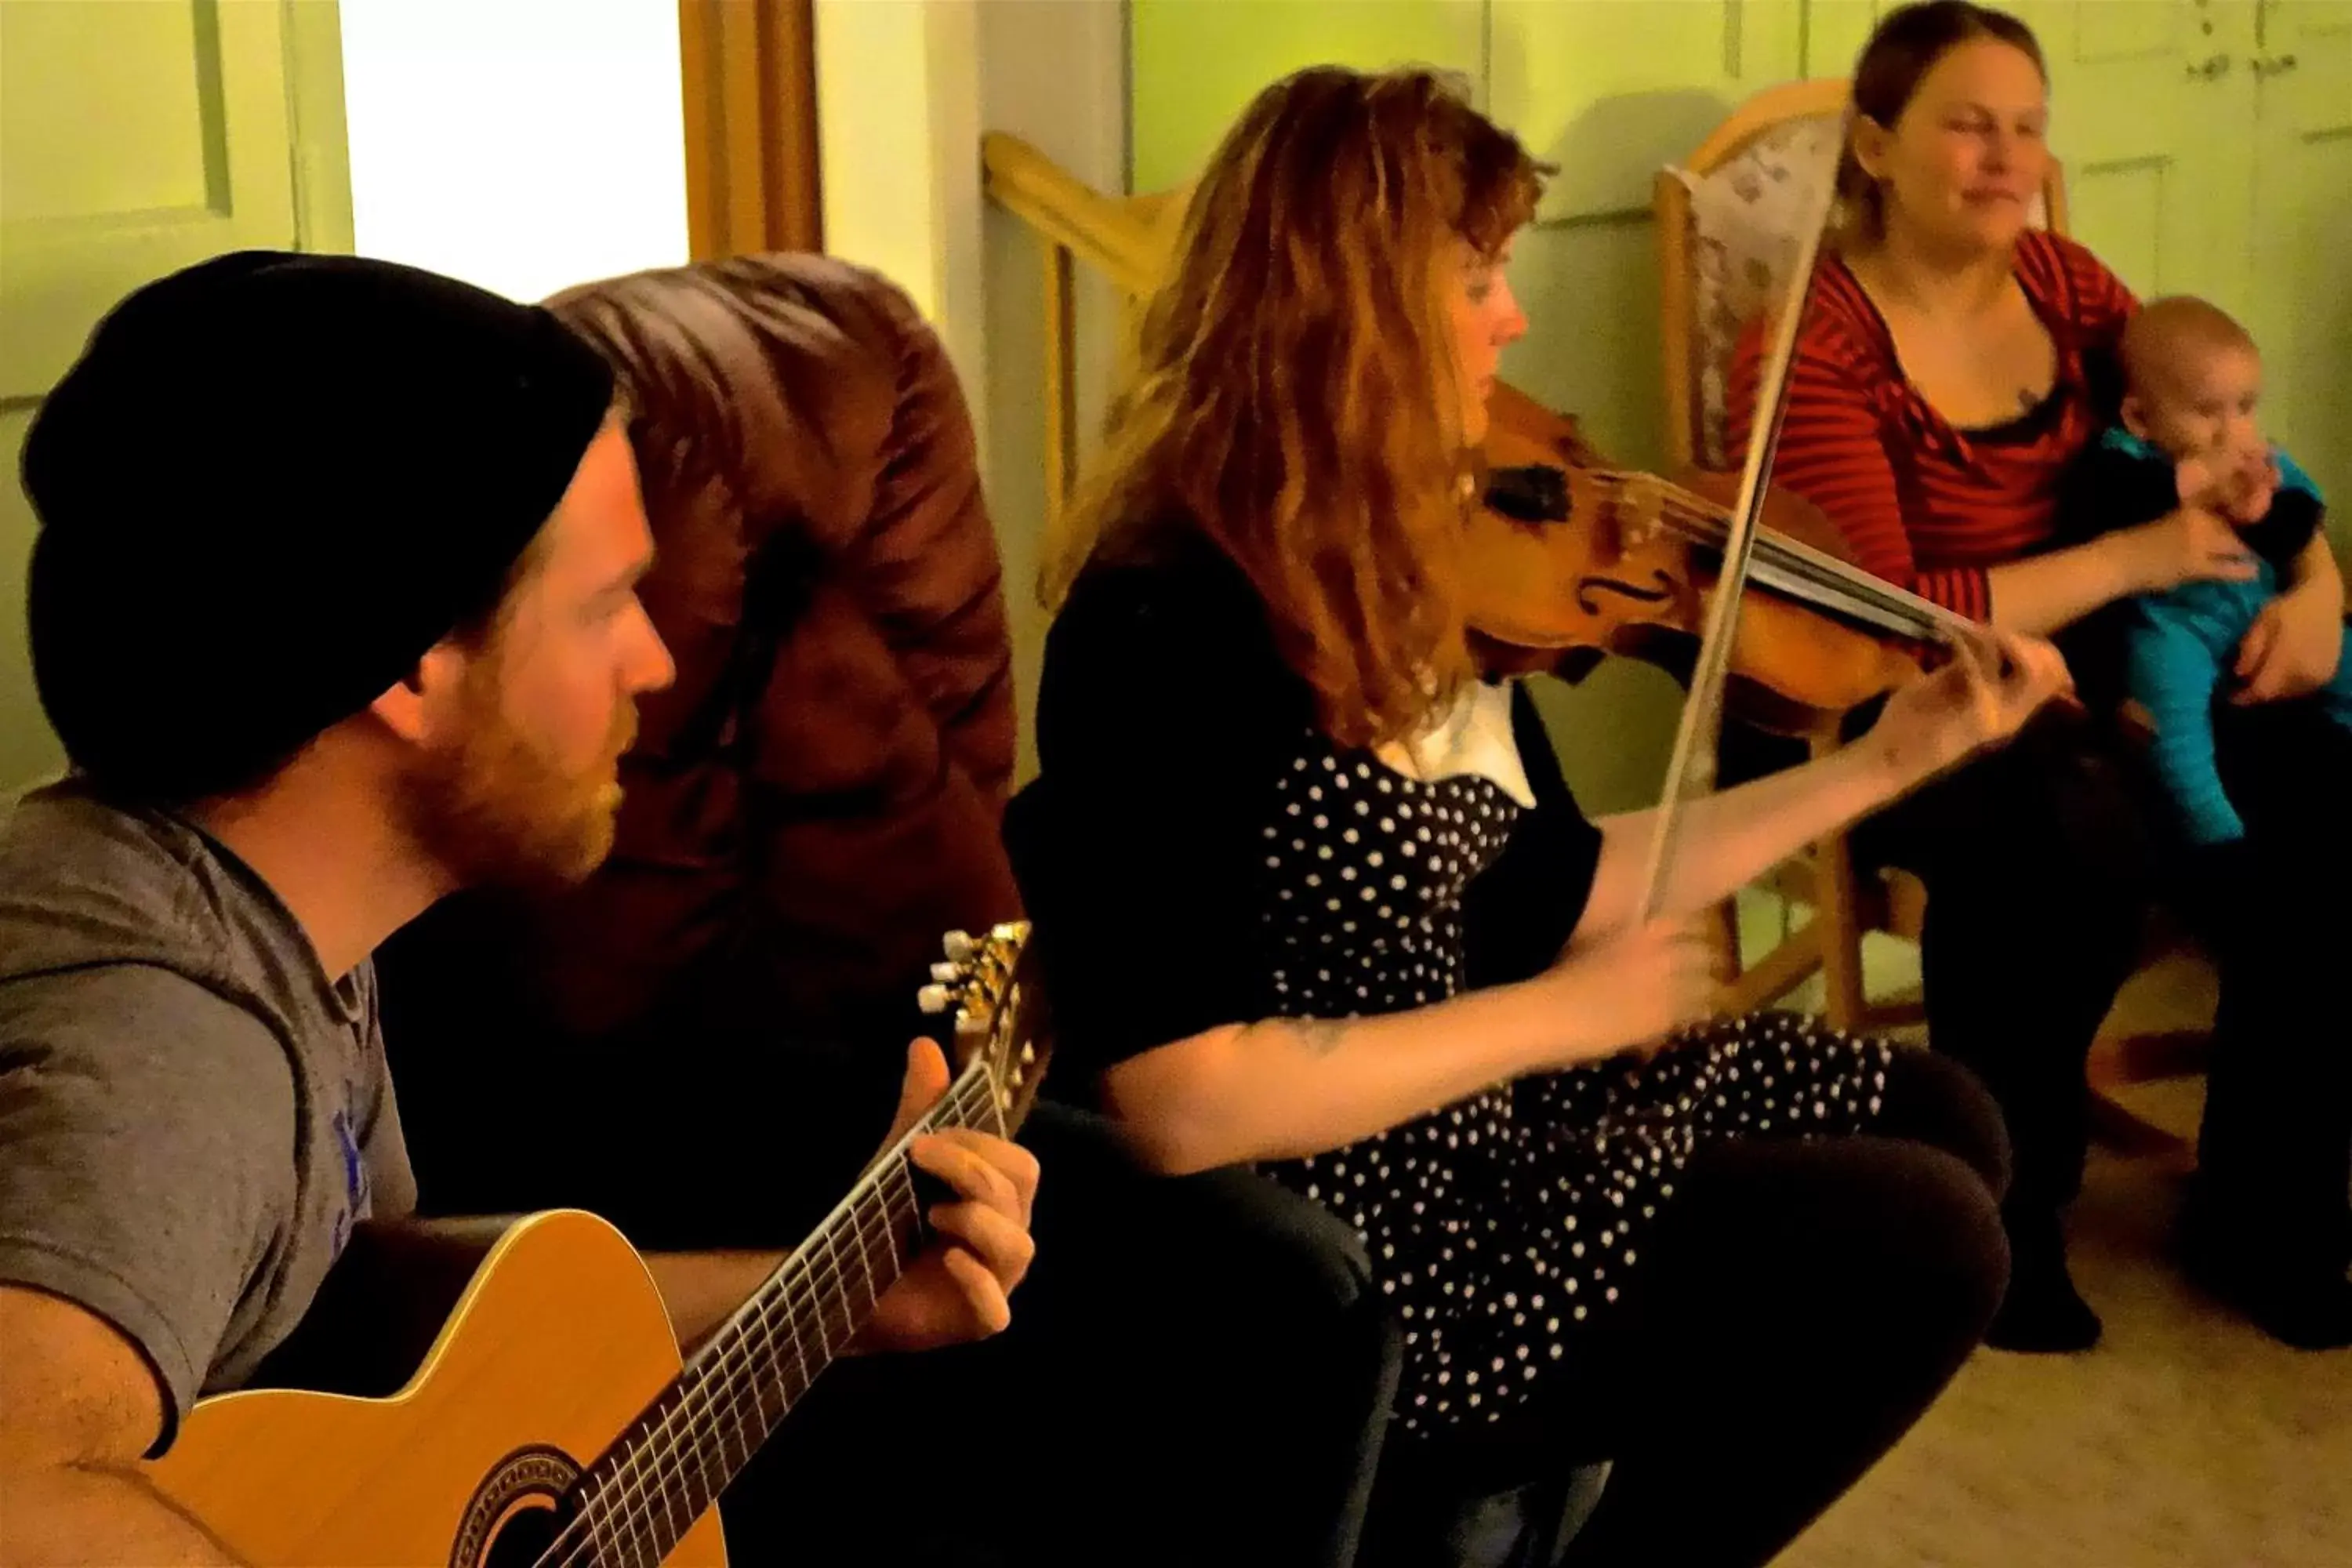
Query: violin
1481,109,2065,919
1461,380,1973,737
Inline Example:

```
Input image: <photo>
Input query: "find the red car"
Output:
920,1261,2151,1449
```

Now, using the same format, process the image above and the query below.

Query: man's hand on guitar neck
851,1037,1040,1354
644,1037,1040,1357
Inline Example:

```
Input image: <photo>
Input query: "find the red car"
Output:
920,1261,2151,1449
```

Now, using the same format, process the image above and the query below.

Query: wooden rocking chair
1656,78,2210,1161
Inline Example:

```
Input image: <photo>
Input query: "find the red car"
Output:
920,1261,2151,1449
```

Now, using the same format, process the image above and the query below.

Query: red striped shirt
1726,230,2138,621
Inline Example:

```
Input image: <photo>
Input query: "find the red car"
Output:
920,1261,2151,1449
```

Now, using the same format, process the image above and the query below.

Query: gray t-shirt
0,779,416,1450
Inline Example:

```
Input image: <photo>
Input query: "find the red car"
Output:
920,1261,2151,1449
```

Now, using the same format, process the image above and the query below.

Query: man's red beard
407,671,637,892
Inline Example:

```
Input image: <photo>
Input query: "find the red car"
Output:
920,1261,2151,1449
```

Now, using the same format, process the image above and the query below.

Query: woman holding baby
1733,0,2352,1351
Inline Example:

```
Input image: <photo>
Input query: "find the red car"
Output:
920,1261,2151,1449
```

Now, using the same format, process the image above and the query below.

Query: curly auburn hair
1047,65,1546,750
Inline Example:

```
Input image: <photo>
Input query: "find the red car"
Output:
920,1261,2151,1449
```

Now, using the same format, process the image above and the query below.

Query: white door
2245,0,2352,511
0,0,342,786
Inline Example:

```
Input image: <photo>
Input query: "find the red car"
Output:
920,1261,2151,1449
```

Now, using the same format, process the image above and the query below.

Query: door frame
284,0,357,254
677,0,824,260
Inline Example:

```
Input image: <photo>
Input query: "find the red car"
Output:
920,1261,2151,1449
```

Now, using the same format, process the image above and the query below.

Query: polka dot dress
1258,728,1894,1436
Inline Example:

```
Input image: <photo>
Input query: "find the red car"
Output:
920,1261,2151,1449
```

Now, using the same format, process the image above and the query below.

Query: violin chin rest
1486,463,1570,524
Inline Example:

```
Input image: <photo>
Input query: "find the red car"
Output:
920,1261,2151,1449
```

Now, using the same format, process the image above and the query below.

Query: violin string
1548,463,1983,644
1712,537,1944,644
1644,501,1945,638
1640,487,1940,627
1741,545,1952,639
1641,495,1965,641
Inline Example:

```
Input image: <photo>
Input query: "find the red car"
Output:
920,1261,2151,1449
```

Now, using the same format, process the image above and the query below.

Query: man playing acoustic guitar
0,252,1038,1566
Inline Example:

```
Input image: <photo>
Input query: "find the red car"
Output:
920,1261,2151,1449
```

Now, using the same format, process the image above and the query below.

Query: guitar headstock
915,920,1054,1134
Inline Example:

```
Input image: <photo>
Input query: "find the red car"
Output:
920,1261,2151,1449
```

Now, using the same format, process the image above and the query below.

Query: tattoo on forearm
1286,1018,1348,1056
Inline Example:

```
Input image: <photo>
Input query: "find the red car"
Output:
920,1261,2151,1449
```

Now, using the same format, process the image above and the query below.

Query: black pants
2190,700,2352,1255
723,1054,1998,1568
716,1102,1396,1568
1857,712,2160,1219
1730,699,2352,1260
1519,1047,2012,1568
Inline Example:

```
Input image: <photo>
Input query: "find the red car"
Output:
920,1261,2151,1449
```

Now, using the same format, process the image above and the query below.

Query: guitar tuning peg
1009,1067,1024,1089
930,962,960,982
942,931,975,961
1019,1044,1036,1065
916,985,952,1014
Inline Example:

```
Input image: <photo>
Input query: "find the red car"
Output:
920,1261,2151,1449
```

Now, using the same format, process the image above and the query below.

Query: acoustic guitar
143,923,1050,1567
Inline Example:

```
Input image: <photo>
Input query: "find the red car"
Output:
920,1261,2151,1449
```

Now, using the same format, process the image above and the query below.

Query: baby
2063,296,2350,847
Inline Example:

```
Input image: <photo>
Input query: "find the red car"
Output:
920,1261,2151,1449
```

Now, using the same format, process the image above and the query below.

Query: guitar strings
543,1067,1001,1568
535,1162,920,1568
615,1167,924,1559
675,1064,1012,1454
537,1073,992,1568
534,1065,1007,1568
647,1070,1009,1534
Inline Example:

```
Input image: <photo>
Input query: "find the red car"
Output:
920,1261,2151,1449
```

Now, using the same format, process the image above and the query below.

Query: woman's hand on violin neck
1863,627,2075,788
1541,916,1727,1067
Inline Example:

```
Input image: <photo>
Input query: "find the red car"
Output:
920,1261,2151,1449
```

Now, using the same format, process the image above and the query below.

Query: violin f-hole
1575,569,1680,617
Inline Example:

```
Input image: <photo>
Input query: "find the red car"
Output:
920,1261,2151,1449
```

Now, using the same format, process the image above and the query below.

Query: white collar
1372,680,1536,807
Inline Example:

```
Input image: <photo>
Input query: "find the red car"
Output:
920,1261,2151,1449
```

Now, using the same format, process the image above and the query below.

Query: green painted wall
0,415,46,789
1131,0,1487,192
1129,0,2352,811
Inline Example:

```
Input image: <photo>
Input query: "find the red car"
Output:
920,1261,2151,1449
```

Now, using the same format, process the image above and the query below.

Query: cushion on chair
1668,114,1842,470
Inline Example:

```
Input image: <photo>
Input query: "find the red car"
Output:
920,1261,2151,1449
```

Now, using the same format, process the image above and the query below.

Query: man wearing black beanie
0,252,1038,1563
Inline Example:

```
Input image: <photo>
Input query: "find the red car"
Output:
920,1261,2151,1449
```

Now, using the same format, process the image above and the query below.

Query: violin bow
1632,116,1849,925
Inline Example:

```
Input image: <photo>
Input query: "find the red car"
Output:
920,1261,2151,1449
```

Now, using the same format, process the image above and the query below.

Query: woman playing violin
1734,0,2352,1352
1007,65,2072,1566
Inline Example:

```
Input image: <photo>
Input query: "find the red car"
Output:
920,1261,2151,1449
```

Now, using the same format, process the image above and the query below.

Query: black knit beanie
21,249,615,801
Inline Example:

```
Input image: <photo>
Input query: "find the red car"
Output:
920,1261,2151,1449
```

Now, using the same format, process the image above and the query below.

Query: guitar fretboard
535,1060,1007,1568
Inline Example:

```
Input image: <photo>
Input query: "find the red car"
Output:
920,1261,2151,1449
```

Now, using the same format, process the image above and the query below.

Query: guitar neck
556,1058,1009,1568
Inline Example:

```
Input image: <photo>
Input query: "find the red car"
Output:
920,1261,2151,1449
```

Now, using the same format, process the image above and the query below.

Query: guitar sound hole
480,1505,565,1568
456,1446,586,1568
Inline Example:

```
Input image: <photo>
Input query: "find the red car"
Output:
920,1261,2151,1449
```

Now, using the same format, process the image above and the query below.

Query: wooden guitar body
138,921,1047,1566
145,1211,728,1567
